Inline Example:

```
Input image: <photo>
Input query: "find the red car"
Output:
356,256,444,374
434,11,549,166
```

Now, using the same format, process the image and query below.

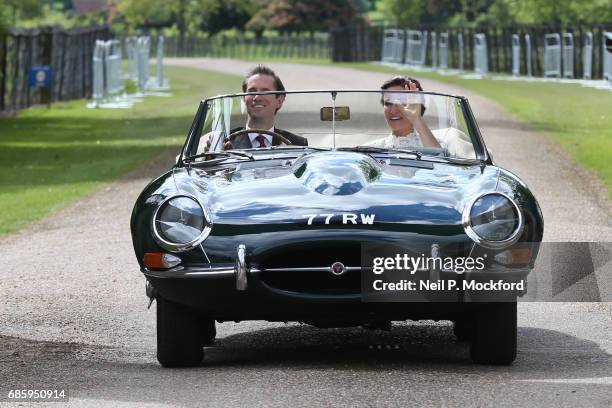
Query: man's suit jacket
230,127,308,149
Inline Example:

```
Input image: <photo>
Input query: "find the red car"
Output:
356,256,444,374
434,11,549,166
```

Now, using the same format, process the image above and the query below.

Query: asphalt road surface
1,60,611,407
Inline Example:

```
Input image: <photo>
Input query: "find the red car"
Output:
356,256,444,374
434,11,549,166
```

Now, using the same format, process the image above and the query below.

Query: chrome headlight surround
151,194,212,252
462,192,524,249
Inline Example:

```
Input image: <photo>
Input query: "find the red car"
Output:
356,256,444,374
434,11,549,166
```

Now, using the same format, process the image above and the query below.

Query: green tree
0,0,44,29
246,0,365,34
504,0,612,25
377,0,425,26
118,0,174,30
194,0,256,35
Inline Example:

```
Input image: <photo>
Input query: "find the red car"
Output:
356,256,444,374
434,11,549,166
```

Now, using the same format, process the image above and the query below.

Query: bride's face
382,85,413,135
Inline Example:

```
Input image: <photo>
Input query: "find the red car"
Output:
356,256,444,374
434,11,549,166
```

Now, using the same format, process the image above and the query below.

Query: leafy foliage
246,0,365,33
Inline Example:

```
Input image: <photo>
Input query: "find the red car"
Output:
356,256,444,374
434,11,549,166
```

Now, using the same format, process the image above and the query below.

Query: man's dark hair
242,65,286,93
381,75,425,115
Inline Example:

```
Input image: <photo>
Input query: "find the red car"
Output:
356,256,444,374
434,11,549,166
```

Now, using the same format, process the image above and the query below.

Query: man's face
244,74,284,122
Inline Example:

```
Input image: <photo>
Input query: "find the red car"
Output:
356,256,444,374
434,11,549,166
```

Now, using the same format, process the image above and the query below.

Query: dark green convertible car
131,90,543,367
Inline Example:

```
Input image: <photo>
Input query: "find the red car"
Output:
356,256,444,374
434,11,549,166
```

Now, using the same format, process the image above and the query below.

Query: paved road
1,60,611,407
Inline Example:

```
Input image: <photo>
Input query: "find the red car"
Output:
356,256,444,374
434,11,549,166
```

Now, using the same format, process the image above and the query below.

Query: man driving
215,65,307,150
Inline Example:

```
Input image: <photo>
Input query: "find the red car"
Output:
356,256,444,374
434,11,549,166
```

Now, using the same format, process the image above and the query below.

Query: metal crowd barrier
544,33,561,78
156,35,165,88
404,30,427,66
457,33,464,72
512,34,520,76
88,39,130,108
136,36,151,92
430,32,437,68
583,32,593,80
92,40,105,106
603,32,612,82
562,33,574,79
474,33,488,75
525,34,532,77
105,40,123,96
382,29,404,63
438,32,449,69
126,36,138,80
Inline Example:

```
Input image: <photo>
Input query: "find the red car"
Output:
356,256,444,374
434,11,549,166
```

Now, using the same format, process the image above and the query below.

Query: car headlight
152,194,212,252
463,193,523,249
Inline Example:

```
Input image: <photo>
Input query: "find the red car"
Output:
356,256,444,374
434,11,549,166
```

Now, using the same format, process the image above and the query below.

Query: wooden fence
0,25,110,112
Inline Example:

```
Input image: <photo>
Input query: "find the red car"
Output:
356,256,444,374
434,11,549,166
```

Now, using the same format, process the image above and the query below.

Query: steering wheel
227,128,293,147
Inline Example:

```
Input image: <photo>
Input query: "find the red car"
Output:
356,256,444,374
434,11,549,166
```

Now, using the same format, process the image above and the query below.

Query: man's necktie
255,134,267,148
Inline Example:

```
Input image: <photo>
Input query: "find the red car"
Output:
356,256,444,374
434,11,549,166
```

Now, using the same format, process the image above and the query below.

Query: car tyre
469,301,517,365
198,317,216,346
453,317,474,342
156,297,203,367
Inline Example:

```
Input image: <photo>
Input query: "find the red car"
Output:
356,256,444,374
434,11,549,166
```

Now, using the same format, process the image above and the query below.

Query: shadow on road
1,323,610,405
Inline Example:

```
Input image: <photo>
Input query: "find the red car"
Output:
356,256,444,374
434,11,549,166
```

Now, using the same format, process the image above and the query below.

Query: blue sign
29,65,53,88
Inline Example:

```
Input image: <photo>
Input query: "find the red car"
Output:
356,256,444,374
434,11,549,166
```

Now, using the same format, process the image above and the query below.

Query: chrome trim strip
151,194,213,253
185,270,234,277
462,192,524,250
143,268,234,278
262,266,362,273
235,244,248,291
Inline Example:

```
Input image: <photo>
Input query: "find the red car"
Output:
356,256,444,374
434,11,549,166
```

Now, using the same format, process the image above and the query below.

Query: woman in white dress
365,76,441,149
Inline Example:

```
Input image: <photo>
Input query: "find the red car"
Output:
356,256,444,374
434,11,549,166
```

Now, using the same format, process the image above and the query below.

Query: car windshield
190,90,481,161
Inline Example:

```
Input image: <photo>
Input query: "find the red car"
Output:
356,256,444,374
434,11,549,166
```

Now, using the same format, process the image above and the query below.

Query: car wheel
469,301,517,365
156,297,203,367
453,317,474,342
198,317,216,346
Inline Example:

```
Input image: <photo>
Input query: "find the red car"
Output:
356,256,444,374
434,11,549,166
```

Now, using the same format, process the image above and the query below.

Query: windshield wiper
183,150,254,162
340,146,422,159
429,156,485,165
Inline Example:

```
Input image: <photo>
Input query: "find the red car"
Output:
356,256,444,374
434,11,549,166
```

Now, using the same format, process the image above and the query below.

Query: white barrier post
394,30,405,63
430,32,437,68
474,33,488,75
544,33,561,78
421,31,429,66
583,32,593,80
405,30,426,66
438,32,448,69
525,34,532,77
562,33,574,79
156,35,164,88
105,40,123,98
381,29,396,63
603,32,612,83
458,33,464,72
381,29,404,63
512,34,520,76
137,36,151,93
91,40,105,107
126,36,138,80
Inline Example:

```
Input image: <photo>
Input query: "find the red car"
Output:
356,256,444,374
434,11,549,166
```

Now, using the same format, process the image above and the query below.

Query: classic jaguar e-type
130,90,543,367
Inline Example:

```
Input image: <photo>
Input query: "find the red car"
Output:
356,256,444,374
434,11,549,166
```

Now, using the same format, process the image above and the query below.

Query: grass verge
337,62,612,196
0,66,241,235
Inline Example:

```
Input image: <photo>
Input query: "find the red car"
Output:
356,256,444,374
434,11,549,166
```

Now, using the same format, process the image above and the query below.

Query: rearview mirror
320,106,350,121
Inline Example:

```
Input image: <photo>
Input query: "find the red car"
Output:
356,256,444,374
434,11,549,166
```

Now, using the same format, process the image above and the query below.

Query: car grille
261,268,361,295
257,241,362,294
